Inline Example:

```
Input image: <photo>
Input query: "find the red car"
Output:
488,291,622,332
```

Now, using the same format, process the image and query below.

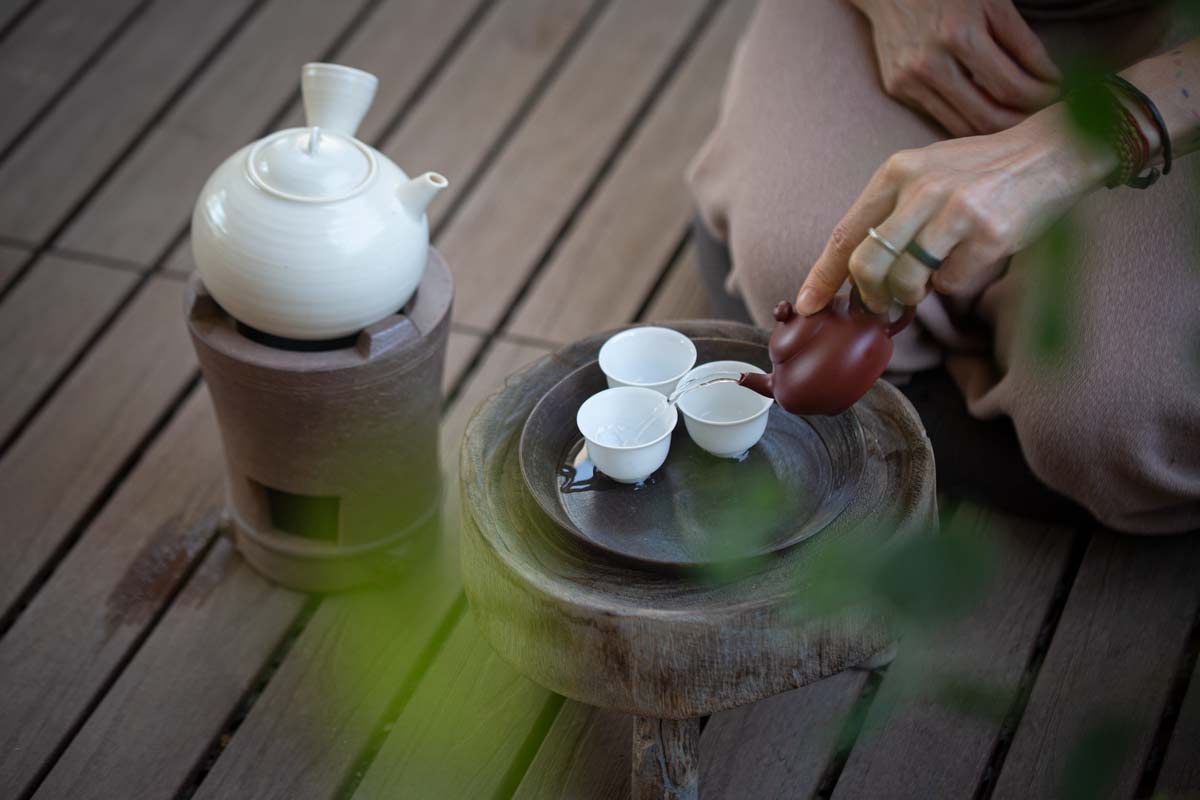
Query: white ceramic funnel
301,63,378,138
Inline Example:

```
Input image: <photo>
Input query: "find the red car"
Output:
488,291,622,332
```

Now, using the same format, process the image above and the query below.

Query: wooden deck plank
830,507,1077,800
32,537,305,800
444,330,484,396
350,610,557,800
162,0,592,278
0,255,135,443
0,389,224,798
0,0,144,157
0,0,35,34
0,0,258,245
513,703,631,800
1156,651,1200,797
704,671,871,800
191,340,548,800
0,277,196,620
991,531,1200,800
639,242,711,323
380,0,598,232
0,244,28,291
505,0,749,342
437,0,712,331
56,0,379,265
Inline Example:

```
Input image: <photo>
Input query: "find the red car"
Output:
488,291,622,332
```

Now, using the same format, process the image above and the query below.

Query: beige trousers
689,0,1200,533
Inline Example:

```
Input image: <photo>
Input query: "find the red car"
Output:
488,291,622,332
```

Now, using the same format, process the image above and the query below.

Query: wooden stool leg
632,716,700,800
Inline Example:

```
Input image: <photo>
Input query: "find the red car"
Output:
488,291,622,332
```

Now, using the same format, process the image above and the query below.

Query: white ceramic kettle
191,63,447,340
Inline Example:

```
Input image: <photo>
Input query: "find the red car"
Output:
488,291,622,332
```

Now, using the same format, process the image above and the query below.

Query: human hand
850,0,1061,136
795,106,1117,314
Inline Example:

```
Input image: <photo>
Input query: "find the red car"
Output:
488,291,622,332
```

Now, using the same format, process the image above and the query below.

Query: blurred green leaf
1058,714,1135,800
1062,67,1119,147
1027,219,1077,361
873,523,994,625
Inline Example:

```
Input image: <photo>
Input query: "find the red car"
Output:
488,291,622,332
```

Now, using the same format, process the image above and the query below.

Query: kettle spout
738,371,774,399
397,172,448,221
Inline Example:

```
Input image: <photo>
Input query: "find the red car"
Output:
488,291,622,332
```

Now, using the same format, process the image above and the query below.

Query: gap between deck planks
0,278,198,624
0,243,29,291
0,0,148,159
989,531,1200,799
0,256,136,447
0,0,260,248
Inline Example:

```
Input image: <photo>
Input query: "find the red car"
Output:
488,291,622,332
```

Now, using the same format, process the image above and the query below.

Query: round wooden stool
460,320,936,799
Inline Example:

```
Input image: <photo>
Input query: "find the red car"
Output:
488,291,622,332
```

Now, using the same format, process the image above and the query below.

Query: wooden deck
0,1,1197,798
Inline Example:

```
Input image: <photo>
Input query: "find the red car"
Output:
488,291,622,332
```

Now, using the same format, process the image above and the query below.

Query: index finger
796,164,900,314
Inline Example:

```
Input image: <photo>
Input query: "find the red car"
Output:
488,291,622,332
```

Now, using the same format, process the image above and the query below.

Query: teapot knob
773,300,796,322
301,63,378,138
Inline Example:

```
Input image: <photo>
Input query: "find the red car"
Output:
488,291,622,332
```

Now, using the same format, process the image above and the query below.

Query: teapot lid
246,127,375,203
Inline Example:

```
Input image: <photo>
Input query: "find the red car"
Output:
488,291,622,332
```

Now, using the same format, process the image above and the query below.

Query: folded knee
1013,392,1200,534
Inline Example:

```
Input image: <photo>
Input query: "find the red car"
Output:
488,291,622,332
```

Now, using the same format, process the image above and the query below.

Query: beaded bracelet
1102,73,1172,188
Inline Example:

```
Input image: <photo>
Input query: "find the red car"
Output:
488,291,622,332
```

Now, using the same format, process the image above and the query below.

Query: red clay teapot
738,288,915,416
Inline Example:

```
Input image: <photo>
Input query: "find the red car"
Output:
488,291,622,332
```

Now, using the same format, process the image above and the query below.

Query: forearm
1121,38,1200,161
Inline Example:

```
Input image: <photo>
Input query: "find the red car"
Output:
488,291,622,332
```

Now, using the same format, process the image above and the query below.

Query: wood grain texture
1156,650,1200,797
160,0,486,277
351,610,556,800
632,716,700,800
0,277,196,619
33,538,305,800
380,0,598,231
0,0,257,244
640,243,710,323
190,341,548,800
461,320,937,719
57,0,377,264
702,670,870,800
0,0,143,155
0,390,224,798
0,255,134,442
513,702,632,800
991,531,1200,800
438,0,711,330
0,244,27,290
831,506,1076,800
506,0,751,342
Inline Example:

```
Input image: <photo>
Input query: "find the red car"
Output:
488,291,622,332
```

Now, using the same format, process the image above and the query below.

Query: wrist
1023,103,1119,192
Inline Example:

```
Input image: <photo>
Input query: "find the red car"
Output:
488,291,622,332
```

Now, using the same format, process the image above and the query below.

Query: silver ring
867,226,902,259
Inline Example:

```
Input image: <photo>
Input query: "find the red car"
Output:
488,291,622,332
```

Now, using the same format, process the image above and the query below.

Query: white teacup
577,387,677,483
677,360,773,458
598,326,697,396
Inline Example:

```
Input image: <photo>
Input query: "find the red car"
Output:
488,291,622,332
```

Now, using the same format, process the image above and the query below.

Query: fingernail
796,287,819,314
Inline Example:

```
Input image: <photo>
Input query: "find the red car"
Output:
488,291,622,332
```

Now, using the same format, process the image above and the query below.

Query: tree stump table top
460,320,937,724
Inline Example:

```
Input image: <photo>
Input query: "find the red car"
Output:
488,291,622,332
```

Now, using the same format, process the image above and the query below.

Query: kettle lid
246,127,375,203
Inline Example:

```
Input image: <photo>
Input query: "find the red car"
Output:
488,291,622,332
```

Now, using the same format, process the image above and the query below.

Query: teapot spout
738,370,774,399
397,172,448,220
301,63,378,138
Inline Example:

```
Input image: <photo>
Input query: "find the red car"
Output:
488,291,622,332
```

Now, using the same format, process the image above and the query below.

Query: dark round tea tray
518,338,866,571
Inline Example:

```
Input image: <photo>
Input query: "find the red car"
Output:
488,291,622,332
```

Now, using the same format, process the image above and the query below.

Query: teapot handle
850,285,916,338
